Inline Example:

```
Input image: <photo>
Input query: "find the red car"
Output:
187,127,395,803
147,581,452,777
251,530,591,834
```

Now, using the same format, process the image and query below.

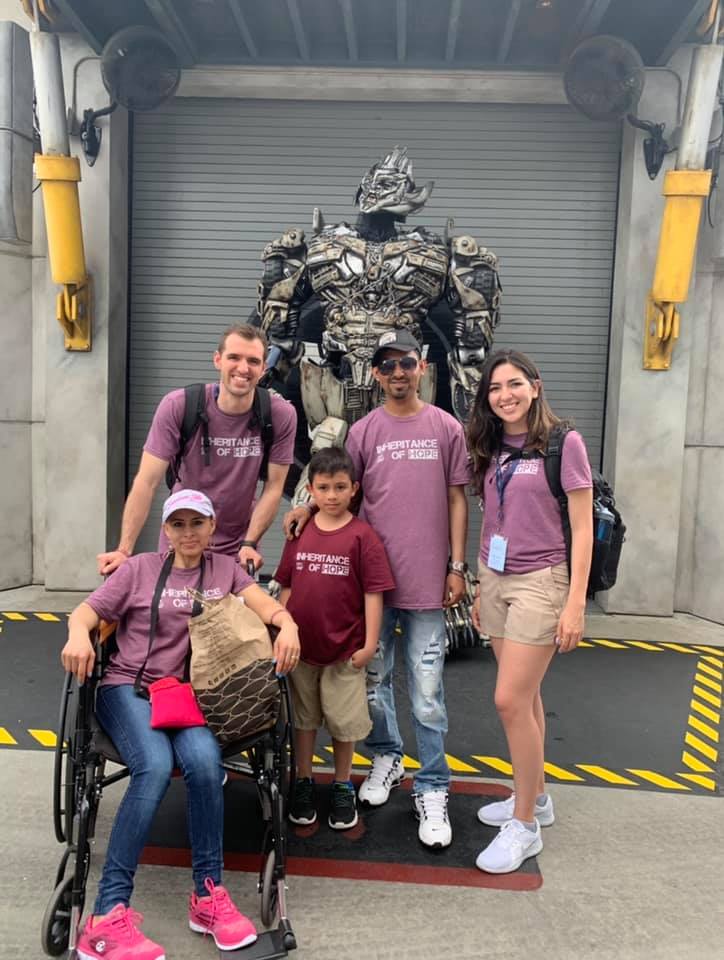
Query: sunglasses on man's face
377,356,419,376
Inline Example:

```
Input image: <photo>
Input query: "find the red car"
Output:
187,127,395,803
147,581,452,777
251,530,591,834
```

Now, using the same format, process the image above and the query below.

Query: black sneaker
289,777,317,825
328,781,358,830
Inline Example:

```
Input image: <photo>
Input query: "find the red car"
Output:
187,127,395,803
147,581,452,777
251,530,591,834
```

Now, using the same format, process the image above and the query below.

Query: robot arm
256,228,310,382
445,235,501,421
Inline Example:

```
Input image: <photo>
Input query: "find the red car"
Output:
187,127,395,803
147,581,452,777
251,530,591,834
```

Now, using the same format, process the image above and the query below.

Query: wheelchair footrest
218,927,295,959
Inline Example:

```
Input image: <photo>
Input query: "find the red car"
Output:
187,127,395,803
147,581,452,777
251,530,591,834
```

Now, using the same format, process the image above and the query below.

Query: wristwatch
448,560,468,576
240,539,258,550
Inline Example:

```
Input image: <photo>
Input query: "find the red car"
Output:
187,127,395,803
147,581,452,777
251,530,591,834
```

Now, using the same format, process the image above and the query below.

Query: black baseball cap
371,329,423,367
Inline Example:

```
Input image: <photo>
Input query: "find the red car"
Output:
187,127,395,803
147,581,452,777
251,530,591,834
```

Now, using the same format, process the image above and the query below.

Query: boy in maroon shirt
276,447,395,829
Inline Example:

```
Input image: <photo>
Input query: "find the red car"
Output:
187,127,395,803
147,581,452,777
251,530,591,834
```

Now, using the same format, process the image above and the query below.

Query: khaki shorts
478,562,570,646
290,658,372,742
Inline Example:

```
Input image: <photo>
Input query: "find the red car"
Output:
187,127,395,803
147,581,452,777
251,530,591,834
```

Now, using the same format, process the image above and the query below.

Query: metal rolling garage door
128,97,620,564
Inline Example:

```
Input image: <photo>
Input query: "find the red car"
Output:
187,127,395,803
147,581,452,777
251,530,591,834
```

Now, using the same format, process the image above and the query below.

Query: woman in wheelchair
60,489,300,960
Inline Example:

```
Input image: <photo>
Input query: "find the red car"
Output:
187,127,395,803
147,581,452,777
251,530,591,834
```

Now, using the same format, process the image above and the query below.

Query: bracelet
270,608,291,627
240,539,258,550
448,568,466,579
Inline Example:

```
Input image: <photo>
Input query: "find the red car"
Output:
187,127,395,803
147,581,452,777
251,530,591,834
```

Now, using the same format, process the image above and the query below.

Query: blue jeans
365,608,449,793
94,683,224,914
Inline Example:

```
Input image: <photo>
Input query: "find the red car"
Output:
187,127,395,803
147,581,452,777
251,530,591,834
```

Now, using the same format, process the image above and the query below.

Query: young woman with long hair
467,350,593,874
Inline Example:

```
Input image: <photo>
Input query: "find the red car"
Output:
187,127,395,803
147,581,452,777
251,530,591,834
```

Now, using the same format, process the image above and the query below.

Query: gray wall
675,142,724,623
0,16,32,588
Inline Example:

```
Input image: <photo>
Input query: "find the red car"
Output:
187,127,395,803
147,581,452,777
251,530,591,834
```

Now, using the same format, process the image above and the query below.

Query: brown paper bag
188,593,279,746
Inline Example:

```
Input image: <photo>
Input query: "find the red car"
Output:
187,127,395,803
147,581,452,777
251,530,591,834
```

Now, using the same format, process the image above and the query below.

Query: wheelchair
41,627,297,959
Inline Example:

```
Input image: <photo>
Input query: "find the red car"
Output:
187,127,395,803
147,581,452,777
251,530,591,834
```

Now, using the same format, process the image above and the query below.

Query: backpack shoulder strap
165,383,209,489
252,386,274,483
543,426,570,502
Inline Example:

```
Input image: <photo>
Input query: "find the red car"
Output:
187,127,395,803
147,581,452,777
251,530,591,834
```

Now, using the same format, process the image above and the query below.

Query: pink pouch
148,677,206,729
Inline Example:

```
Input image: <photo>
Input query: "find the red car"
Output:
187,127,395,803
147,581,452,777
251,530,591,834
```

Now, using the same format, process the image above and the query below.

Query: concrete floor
4,749,724,960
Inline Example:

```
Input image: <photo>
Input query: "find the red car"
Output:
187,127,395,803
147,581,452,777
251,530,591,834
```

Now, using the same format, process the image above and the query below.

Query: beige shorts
478,561,570,646
290,658,372,742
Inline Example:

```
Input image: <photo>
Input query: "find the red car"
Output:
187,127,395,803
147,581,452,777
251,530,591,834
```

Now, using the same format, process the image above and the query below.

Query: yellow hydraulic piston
34,153,92,350
644,169,712,370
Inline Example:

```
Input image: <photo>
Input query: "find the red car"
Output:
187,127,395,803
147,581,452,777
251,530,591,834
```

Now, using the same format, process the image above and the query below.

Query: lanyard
494,448,526,524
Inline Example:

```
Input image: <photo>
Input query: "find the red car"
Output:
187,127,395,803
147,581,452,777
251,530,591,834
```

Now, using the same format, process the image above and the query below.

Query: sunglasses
377,356,419,375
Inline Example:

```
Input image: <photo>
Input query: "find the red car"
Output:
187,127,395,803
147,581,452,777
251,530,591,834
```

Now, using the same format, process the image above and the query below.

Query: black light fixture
79,26,181,166
563,34,672,179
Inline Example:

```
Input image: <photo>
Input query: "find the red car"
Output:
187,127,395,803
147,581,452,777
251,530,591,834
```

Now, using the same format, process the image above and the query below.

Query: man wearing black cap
285,329,469,848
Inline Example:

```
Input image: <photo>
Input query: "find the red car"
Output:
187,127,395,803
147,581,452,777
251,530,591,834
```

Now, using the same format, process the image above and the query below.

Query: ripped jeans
366,607,449,793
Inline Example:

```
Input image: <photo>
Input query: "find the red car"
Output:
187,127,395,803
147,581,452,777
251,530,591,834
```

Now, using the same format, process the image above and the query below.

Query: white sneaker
477,792,554,827
475,818,542,873
413,790,452,848
358,754,405,806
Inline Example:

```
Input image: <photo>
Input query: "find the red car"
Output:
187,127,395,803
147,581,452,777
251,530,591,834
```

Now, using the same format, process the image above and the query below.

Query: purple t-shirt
86,551,254,687
346,404,470,610
479,430,592,574
144,385,297,556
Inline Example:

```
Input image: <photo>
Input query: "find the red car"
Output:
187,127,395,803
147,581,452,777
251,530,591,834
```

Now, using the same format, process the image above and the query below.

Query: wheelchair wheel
259,848,277,928
40,876,73,957
53,674,77,844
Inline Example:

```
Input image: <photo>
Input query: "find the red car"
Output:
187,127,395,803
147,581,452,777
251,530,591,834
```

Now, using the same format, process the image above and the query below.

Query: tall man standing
286,329,469,848
98,324,297,575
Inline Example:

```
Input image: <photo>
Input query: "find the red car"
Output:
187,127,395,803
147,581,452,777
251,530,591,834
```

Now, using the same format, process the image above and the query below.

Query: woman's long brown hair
466,349,571,494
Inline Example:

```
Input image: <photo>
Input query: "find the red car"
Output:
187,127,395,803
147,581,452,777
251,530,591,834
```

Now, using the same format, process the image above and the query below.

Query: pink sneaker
76,904,165,960
188,879,257,951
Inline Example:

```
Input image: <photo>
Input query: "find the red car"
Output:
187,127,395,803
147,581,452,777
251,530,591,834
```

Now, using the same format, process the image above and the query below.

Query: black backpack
543,427,626,597
165,383,274,490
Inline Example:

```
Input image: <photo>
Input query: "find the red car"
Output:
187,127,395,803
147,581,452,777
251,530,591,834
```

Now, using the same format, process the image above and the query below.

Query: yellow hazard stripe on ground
626,769,690,790
695,672,722,693
681,750,714,773
543,762,584,782
693,684,722,708
0,611,65,621
679,773,717,791
691,699,721,725
0,728,18,745
697,661,723,680
687,714,719,743
472,756,514,775
685,731,718,763
575,765,638,785
28,729,57,747
586,639,628,649
580,639,724,654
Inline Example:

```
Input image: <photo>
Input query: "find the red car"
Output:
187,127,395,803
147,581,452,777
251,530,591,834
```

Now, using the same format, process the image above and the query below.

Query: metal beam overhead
339,0,358,62
497,0,522,64
445,0,462,62
397,0,407,62
286,0,310,61
227,0,258,59
52,0,105,52
658,0,711,66
143,0,196,66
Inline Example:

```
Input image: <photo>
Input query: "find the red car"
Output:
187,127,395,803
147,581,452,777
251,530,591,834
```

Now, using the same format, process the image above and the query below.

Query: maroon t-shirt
275,516,395,666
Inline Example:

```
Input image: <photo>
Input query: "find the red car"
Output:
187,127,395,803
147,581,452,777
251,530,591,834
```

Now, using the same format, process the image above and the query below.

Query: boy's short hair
308,447,356,484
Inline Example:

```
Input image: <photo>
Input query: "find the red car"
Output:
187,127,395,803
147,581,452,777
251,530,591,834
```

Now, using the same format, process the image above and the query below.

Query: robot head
355,146,434,217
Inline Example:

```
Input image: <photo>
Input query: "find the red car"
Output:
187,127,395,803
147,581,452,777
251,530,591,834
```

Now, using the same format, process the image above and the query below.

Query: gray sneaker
358,754,405,806
477,792,554,827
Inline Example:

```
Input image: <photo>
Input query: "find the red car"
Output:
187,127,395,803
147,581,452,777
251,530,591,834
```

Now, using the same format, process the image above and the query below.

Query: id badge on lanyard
487,453,517,572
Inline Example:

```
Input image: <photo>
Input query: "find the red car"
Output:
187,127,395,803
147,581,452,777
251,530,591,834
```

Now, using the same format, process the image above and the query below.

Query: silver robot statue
255,147,501,651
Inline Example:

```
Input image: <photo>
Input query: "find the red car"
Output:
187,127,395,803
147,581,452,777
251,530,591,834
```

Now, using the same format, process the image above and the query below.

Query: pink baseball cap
162,489,215,523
